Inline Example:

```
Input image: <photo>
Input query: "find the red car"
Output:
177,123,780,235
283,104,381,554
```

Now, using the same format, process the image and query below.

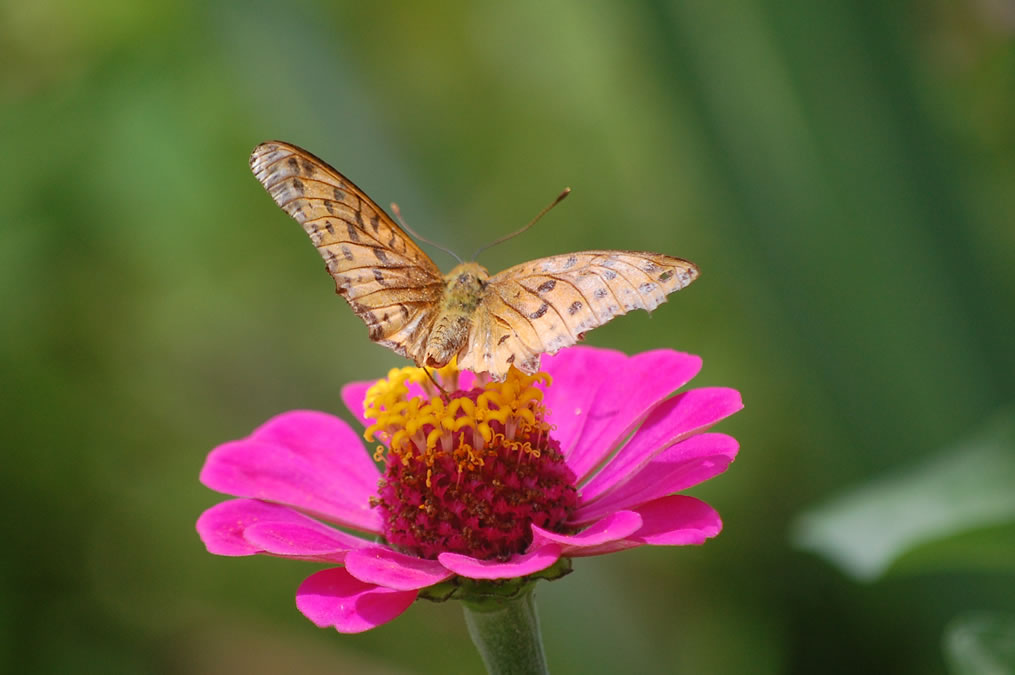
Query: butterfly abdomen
423,262,490,368
424,314,470,368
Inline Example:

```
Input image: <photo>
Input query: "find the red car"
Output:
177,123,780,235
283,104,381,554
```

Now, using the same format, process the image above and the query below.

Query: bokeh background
3,1,1014,673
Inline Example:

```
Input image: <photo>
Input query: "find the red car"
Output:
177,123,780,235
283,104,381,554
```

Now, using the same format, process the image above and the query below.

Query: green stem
462,585,549,675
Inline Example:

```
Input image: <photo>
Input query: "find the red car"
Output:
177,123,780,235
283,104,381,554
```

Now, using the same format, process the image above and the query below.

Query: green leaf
944,612,1015,675
791,409,1015,581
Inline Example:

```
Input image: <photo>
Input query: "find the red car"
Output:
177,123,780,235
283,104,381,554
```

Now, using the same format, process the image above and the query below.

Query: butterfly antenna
471,188,571,261
390,202,463,264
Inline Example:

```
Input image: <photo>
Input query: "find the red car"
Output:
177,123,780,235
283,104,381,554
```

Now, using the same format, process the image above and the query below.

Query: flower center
363,361,578,560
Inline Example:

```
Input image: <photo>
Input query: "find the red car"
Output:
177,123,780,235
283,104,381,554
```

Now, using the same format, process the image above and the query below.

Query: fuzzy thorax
423,262,489,368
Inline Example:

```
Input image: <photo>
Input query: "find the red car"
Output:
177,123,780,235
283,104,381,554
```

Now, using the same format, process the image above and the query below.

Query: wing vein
547,274,597,322
515,284,575,342
342,287,442,303
273,196,385,252
489,287,547,352
588,264,628,311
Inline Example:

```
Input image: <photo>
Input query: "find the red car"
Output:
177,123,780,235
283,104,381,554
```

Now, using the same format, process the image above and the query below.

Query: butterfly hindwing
251,142,701,380
250,141,445,362
461,251,699,376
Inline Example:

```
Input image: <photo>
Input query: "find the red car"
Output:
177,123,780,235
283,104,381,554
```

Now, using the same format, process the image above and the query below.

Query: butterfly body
250,141,699,380
426,262,490,368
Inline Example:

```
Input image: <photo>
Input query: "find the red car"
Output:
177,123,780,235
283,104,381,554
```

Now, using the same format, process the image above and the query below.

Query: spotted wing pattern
250,141,446,363
460,251,699,378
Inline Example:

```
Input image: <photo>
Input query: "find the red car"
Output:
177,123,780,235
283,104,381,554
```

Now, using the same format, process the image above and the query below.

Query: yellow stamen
362,360,553,476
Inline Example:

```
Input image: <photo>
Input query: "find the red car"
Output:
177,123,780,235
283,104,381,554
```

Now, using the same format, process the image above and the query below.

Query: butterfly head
443,261,490,293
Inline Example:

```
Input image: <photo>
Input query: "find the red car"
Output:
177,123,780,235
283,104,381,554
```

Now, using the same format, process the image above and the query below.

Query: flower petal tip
296,568,417,633
437,545,562,580
345,547,454,591
533,510,643,553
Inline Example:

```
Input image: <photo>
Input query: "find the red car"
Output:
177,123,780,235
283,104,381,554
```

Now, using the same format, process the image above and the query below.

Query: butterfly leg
423,367,451,401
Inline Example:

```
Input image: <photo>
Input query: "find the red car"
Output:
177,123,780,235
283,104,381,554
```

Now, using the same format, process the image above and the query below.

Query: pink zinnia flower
196,346,742,633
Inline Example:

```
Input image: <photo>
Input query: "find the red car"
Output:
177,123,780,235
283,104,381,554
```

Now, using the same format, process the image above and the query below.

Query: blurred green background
3,0,1014,673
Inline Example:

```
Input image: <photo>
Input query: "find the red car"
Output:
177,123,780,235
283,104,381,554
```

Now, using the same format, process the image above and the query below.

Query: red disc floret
372,388,578,560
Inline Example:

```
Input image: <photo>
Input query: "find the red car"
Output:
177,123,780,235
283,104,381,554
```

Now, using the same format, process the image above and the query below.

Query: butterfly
249,141,699,380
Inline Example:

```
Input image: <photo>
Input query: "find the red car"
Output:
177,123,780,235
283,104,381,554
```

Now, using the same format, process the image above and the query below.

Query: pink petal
437,545,562,580
344,546,454,591
296,567,417,633
242,520,370,562
565,350,703,481
449,369,477,392
574,496,722,556
579,388,743,501
251,410,380,504
632,495,722,544
575,433,738,523
196,498,361,557
539,347,628,456
530,510,642,555
200,432,382,534
340,381,375,427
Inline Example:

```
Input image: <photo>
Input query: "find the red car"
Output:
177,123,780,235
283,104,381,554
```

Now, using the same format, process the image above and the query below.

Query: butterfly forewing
250,141,700,380
460,251,698,376
250,142,445,362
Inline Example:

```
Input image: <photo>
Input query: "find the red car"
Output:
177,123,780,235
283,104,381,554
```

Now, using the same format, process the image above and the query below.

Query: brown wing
249,141,445,363
459,251,698,379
